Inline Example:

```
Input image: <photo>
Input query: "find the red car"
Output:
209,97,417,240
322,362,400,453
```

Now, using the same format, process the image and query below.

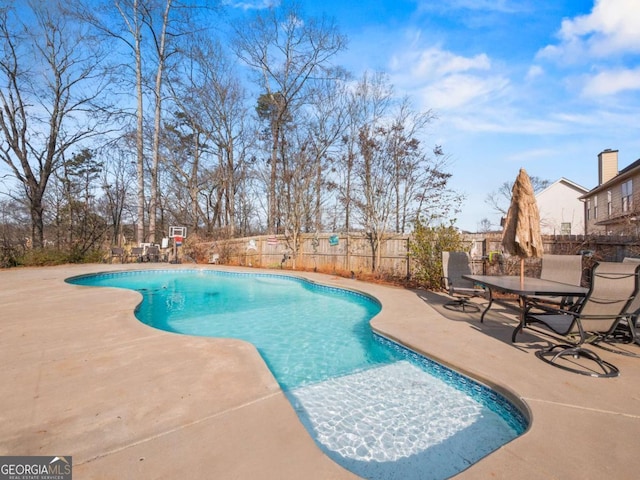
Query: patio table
462,275,588,342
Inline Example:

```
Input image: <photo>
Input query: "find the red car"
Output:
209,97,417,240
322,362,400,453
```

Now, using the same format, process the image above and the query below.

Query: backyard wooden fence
205,232,413,276
201,232,640,280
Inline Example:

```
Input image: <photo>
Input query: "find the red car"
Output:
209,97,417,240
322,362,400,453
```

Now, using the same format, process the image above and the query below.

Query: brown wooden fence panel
207,233,412,275
201,232,640,278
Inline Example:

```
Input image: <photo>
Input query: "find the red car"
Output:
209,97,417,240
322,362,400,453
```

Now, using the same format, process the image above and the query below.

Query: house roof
594,214,639,226
618,157,640,176
580,157,640,199
536,177,589,198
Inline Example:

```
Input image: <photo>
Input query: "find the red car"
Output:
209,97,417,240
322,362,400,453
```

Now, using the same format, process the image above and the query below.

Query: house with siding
536,178,588,235
580,149,640,235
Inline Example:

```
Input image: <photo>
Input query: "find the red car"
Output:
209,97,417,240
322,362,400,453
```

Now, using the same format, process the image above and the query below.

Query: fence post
346,233,351,273
406,237,411,279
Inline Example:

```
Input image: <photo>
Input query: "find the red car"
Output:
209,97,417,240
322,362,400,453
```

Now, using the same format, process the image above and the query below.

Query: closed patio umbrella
501,168,543,283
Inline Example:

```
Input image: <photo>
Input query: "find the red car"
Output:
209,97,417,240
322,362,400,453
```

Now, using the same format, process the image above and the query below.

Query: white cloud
223,0,279,11
526,65,544,80
451,114,566,135
538,0,640,61
504,148,559,163
416,0,530,15
582,67,640,95
550,111,601,126
390,44,490,79
418,73,508,110
389,43,504,110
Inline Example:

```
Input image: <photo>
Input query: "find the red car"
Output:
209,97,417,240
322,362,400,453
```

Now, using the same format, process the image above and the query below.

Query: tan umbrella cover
501,168,543,278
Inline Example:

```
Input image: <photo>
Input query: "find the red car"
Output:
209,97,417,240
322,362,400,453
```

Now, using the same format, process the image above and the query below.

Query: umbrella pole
520,258,525,287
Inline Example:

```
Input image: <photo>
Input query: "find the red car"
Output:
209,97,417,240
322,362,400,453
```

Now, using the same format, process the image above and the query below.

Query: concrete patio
1,263,639,479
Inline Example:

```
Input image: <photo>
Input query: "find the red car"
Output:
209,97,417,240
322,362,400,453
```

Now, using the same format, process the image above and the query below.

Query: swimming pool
68,269,528,480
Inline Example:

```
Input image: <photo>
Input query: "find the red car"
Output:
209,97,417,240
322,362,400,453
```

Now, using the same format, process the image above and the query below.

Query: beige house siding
583,165,640,235
536,179,587,235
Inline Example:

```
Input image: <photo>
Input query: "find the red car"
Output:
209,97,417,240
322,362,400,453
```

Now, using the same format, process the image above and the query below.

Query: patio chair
109,247,124,263
128,247,144,263
441,251,484,313
527,254,583,309
622,257,640,341
523,261,640,378
146,245,160,262
592,257,640,354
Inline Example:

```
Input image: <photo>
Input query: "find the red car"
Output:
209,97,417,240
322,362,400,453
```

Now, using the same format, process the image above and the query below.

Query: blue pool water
68,269,528,480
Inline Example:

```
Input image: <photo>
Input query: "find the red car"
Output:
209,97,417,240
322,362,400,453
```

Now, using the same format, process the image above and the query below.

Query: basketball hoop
169,226,186,264
169,226,187,239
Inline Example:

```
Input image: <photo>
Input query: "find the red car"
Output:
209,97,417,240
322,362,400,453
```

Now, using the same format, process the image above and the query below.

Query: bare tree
0,195,30,266
332,72,392,271
304,68,350,232
384,97,437,233
486,176,551,216
411,145,463,228
477,217,493,233
169,35,251,238
0,2,109,248
161,112,208,233
117,0,148,244
279,131,317,268
232,1,346,234
355,123,395,272
70,0,148,243
71,0,200,243
48,149,105,253
345,73,462,271
99,146,137,245
334,72,392,234
146,0,178,243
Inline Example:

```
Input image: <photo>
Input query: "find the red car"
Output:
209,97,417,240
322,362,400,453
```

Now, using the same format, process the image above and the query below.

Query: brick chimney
598,149,618,185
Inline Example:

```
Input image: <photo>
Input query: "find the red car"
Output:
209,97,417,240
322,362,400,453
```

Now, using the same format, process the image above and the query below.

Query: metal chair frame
524,262,640,378
441,252,484,313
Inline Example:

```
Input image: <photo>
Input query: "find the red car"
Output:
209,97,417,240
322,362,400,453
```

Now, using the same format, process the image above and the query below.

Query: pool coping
1,263,639,479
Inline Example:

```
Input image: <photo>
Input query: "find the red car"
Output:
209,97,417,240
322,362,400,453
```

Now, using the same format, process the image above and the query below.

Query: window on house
560,222,571,235
587,199,591,220
607,190,612,216
594,196,598,219
622,179,633,212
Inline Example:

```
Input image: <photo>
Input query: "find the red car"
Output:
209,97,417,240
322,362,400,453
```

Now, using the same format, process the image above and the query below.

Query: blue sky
287,0,640,231
7,1,638,233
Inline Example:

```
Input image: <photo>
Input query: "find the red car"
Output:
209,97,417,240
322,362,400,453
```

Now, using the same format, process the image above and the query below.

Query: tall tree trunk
268,122,280,234
149,0,173,243
315,159,322,231
135,33,145,244
189,133,200,233
131,0,145,245
30,200,45,249
225,138,236,237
